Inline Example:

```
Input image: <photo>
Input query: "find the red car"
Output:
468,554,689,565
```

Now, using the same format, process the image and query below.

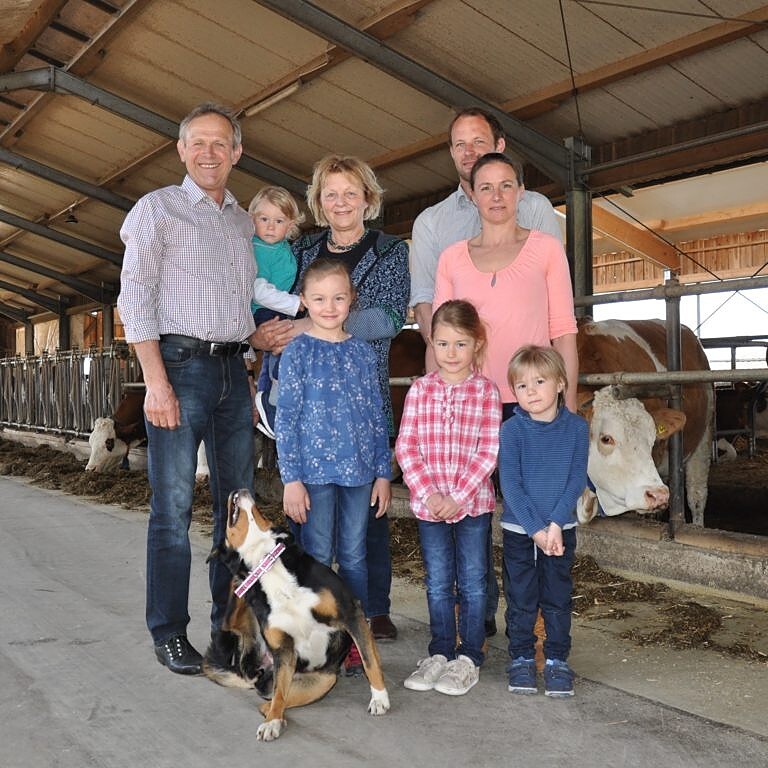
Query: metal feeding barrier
0,343,142,438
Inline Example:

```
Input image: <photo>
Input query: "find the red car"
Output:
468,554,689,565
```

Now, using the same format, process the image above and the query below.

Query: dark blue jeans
502,527,576,662
145,342,254,645
417,514,489,667
366,504,392,618
300,482,372,614
291,499,391,619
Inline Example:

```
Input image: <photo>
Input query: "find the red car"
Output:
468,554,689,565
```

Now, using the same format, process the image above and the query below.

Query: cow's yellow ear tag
656,423,666,435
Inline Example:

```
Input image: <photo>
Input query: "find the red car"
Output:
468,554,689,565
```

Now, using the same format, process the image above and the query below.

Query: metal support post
664,275,686,532
565,136,593,314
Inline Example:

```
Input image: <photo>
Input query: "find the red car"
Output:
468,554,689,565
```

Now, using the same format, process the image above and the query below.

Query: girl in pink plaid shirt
395,300,502,696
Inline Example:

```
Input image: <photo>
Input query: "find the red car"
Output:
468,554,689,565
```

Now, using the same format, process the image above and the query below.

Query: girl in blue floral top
276,258,391,652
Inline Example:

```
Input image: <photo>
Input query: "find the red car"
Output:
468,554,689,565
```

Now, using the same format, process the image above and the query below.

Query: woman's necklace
327,228,367,252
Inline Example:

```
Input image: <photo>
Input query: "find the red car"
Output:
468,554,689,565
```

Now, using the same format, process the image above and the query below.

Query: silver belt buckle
209,342,224,356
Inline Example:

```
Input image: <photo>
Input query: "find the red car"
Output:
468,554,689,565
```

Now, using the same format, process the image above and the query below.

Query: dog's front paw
368,686,390,715
256,718,286,741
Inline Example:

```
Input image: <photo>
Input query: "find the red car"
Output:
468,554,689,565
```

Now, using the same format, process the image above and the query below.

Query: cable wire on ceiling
572,1,768,26
558,0,585,141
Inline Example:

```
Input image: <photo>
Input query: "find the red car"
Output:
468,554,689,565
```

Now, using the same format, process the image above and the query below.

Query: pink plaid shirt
395,371,501,522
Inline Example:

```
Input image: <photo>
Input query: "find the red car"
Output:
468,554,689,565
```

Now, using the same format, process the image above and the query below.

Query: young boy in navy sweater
498,345,588,697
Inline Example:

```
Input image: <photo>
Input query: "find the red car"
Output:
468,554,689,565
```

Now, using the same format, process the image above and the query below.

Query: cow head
577,387,686,524
85,417,129,472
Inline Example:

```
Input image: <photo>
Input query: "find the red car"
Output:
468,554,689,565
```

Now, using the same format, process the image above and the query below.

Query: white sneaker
434,655,479,696
403,654,448,691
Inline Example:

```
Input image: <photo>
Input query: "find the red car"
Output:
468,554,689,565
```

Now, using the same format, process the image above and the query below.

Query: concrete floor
1,476,767,768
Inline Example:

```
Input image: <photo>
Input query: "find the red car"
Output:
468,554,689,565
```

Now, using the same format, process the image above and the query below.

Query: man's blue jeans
145,342,254,645
300,482,372,614
417,513,490,667
502,527,576,662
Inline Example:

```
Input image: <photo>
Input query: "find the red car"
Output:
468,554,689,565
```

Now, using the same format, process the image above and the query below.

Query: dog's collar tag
235,542,286,598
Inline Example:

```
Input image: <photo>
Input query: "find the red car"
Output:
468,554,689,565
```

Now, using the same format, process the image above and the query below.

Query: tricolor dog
205,489,390,741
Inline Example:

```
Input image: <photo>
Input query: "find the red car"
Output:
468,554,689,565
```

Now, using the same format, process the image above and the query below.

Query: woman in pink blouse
433,152,578,419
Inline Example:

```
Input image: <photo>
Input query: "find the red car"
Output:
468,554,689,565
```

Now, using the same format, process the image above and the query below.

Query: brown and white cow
85,389,210,477
85,390,147,472
576,318,713,525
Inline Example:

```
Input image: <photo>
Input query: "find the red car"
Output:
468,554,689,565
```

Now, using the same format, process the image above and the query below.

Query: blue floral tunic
276,333,391,486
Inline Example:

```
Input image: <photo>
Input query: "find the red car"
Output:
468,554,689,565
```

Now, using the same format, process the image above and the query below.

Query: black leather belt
159,334,249,357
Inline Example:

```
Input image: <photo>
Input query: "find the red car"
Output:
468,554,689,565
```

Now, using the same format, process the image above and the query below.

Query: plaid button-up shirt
118,176,256,344
395,371,501,522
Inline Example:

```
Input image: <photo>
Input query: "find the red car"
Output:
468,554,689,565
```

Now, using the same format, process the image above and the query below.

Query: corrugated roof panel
601,66,728,127
672,33,768,107
319,62,453,140
377,160,452,201
526,87,660,147
574,0,724,48
393,1,571,100
12,98,163,182
89,0,327,116
0,172,72,217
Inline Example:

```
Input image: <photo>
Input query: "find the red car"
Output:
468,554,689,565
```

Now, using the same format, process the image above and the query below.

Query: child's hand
434,495,460,521
283,480,310,524
532,528,551,554
547,522,564,556
425,493,445,518
371,478,391,517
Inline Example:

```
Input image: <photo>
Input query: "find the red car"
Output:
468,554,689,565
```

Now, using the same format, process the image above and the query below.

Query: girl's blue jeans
300,482,372,615
417,513,490,666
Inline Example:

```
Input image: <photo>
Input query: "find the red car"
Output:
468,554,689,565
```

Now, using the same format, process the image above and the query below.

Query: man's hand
249,317,295,354
144,381,181,429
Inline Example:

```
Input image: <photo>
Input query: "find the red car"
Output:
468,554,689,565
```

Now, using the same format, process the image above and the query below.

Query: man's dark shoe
369,614,398,642
154,634,203,675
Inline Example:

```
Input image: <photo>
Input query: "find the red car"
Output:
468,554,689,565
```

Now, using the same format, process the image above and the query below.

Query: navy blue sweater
499,406,589,537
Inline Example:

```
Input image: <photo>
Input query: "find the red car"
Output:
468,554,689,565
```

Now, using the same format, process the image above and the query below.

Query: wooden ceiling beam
0,0,69,74
592,205,680,271
369,5,768,171
645,201,768,234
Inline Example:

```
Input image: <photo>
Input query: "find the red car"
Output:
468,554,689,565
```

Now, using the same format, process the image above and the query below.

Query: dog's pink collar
235,542,285,598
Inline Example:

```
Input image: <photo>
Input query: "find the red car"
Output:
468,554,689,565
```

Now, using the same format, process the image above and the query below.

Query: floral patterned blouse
275,333,391,486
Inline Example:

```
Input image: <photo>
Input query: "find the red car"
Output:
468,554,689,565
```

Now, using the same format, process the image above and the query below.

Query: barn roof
0,0,767,320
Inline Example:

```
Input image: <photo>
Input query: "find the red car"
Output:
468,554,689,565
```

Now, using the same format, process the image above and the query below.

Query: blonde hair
431,299,487,370
248,186,305,240
507,344,568,402
306,154,383,226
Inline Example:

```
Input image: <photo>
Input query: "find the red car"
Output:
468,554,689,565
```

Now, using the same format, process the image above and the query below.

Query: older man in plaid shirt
118,102,292,676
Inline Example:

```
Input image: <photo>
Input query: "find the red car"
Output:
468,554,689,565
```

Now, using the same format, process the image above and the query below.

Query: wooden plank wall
593,230,768,292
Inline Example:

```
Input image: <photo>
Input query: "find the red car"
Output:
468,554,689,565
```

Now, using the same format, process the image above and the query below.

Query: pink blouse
433,231,577,403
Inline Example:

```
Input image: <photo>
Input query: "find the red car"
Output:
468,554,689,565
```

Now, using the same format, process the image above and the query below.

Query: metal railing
0,342,142,437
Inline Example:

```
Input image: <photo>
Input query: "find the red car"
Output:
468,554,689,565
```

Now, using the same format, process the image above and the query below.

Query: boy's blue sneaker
544,659,574,697
507,657,537,694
